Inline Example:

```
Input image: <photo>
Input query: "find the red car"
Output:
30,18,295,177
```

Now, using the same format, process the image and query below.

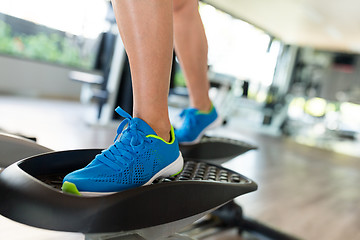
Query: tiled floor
0,96,359,240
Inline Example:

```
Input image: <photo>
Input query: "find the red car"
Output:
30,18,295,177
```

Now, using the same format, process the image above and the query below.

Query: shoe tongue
132,118,157,136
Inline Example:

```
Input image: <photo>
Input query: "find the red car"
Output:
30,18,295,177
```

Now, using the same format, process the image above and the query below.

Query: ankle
192,100,212,113
156,128,171,143
144,120,171,142
133,109,171,142
147,122,171,142
141,120,171,142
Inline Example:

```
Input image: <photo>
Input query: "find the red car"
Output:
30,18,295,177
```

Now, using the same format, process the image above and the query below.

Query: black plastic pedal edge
0,149,257,233
179,136,257,161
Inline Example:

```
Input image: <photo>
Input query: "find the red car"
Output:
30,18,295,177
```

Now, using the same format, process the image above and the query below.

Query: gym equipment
180,200,300,240
0,148,257,240
0,133,51,172
180,135,256,164
69,2,121,120
0,133,299,240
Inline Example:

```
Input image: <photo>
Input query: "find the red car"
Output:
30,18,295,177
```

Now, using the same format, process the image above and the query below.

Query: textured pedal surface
39,160,251,191
154,161,250,184
38,174,66,190
0,148,257,234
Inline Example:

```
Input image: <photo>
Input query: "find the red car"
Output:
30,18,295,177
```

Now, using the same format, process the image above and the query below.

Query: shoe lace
179,108,199,129
95,107,151,171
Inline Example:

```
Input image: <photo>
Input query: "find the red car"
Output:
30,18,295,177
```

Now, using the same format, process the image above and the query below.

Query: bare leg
173,0,212,112
111,0,173,141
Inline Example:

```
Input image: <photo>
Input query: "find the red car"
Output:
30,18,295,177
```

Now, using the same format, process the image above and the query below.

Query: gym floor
0,95,359,240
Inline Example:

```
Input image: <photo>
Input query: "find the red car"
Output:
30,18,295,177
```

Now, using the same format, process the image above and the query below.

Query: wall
0,55,83,99
294,49,360,103
321,55,360,102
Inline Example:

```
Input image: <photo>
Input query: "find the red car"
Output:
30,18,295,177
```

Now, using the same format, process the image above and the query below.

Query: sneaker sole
179,115,223,146
144,152,184,185
75,152,184,197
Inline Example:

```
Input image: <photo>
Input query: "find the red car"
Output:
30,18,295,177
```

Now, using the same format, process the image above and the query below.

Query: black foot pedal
0,149,257,237
180,136,257,163
0,133,51,169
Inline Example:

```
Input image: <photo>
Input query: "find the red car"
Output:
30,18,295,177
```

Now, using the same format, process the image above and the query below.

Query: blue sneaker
175,105,221,145
62,107,183,196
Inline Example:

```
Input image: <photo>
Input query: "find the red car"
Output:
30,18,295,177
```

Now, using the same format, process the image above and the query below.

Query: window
199,4,279,88
0,0,108,70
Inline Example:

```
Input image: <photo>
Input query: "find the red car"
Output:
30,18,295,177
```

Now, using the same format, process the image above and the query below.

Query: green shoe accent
197,103,214,115
146,125,176,145
171,168,183,177
62,181,81,196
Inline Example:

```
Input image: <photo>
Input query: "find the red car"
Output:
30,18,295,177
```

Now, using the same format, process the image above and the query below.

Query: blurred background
0,0,359,240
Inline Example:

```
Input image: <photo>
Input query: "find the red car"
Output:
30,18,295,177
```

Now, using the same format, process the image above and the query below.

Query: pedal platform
0,132,51,169
0,149,257,234
180,136,256,162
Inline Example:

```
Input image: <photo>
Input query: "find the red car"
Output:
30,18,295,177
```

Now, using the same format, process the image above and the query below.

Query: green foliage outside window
0,20,94,69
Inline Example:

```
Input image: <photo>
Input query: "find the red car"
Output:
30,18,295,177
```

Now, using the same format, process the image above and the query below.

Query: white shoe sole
143,152,183,185
79,152,184,197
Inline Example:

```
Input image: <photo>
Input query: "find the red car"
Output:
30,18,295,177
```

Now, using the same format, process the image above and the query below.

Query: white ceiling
203,0,360,54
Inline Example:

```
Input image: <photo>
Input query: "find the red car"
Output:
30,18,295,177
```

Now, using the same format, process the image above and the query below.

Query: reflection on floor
0,96,359,240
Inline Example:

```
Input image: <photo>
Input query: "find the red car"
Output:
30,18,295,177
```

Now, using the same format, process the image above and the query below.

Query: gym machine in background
0,133,299,240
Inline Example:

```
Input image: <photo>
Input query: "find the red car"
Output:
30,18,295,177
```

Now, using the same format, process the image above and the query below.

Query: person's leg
173,0,212,112
112,0,173,141
62,0,183,195
172,0,221,145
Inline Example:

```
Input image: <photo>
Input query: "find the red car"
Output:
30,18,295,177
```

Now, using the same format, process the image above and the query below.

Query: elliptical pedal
0,149,257,240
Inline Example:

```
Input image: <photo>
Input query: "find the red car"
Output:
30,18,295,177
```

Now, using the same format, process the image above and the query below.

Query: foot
62,107,183,196
175,104,221,145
